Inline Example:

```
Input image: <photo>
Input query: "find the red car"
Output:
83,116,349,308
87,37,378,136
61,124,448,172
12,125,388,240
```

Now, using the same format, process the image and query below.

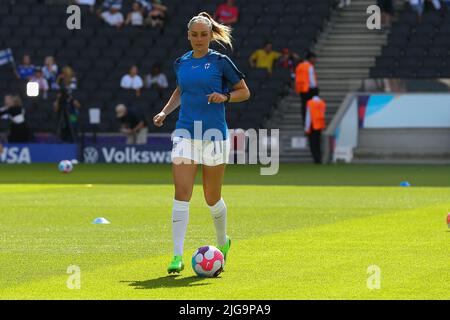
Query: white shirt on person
129,11,144,26
308,65,317,89
30,76,49,91
76,0,96,5
120,74,143,90
101,11,124,26
145,73,168,89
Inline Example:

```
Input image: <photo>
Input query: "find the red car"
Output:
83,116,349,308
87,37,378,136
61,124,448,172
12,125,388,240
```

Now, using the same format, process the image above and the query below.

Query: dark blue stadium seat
11,4,30,16
14,27,32,38
0,4,9,16
3,16,21,28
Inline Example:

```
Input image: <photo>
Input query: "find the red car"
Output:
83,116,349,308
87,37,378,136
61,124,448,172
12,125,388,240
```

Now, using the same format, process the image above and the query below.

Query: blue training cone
92,217,111,224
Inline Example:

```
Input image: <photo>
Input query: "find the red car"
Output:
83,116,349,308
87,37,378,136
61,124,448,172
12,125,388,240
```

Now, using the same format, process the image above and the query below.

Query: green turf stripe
1,164,450,186
1,203,448,299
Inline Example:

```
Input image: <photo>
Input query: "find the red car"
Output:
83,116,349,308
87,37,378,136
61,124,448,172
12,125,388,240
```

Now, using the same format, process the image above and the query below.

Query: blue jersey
174,49,244,141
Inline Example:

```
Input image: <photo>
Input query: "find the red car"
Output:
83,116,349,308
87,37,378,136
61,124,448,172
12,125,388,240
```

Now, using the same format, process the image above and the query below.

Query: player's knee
204,192,221,206
174,189,192,202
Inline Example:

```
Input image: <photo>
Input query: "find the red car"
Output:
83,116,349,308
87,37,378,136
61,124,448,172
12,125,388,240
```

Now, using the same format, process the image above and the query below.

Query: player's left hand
207,92,227,104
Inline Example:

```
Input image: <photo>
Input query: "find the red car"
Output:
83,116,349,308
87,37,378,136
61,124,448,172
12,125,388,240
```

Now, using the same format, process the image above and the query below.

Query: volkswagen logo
83,147,99,164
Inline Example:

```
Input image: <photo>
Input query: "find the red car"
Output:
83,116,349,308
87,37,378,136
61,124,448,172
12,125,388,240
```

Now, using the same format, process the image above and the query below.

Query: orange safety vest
295,61,316,94
306,97,326,133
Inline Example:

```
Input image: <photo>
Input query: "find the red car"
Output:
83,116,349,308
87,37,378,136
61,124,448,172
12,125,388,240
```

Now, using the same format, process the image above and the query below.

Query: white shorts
171,137,231,166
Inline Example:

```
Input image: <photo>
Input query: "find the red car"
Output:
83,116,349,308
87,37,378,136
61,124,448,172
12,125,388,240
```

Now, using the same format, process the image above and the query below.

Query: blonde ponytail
188,12,233,50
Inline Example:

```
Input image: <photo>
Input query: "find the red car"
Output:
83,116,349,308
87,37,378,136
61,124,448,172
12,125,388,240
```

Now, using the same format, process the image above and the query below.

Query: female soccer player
153,12,250,274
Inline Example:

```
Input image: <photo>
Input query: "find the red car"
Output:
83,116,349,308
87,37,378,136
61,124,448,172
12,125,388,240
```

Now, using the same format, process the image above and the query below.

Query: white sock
172,199,189,256
208,198,227,247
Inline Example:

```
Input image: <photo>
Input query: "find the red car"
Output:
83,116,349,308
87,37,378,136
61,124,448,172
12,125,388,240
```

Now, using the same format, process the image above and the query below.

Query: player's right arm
153,86,181,127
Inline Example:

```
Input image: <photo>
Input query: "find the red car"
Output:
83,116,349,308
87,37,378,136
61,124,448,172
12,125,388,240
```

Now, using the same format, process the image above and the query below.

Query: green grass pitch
0,163,449,299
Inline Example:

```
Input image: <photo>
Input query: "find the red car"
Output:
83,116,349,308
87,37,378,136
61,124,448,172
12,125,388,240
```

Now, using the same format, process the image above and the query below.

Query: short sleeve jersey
173,49,244,141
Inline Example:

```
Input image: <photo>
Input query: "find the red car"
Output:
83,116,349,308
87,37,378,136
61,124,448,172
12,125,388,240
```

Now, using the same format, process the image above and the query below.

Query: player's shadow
122,275,211,290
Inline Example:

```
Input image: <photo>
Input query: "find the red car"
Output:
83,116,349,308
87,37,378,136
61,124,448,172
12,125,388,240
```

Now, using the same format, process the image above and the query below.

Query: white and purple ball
192,245,224,277
58,160,73,173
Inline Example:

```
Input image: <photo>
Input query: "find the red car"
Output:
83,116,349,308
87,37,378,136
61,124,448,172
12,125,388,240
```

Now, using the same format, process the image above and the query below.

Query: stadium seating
370,4,450,79
0,0,335,136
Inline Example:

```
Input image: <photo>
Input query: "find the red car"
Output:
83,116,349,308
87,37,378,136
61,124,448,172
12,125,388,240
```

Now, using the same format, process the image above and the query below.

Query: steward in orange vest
295,61,317,94
305,94,326,164
295,52,318,122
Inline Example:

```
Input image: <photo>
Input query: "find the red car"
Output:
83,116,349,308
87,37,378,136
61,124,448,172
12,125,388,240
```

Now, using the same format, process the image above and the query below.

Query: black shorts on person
377,0,394,14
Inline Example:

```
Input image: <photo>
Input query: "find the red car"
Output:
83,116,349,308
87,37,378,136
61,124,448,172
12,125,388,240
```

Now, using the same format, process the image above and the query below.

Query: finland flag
0,48,14,66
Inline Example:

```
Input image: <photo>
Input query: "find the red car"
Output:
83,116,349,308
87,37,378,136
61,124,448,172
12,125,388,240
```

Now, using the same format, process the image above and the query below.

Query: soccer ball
58,160,73,173
191,245,224,277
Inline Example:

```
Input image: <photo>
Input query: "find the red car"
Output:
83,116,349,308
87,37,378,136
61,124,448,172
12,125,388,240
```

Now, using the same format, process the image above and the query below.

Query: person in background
72,0,96,13
15,54,35,81
125,2,144,27
338,0,351,8
428,0,442,11
249,41,281,74
53,87,81,143
295,51,318,122
42,56,59,90
120,65,144,97
0,95,33,143
30,68,49,100
143,0,168,29
97,0,122,14
55,66,78,93
304,90,326,164
145,63,168,93
277,48,300,79
409,0,424,21
214,0,239,26
115,103,148,145
377,0,394,30
100,5,124,28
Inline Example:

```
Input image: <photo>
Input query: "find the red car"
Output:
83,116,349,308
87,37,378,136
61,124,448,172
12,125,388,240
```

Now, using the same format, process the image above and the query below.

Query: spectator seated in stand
16,54,36,81
73,0,96,13
145,63,168,93
125,2,144,27
30,68,49,100
141,0,168,29
42,56,59,90
120,65,144,97
97,0,122,13
100,6,125,28
214,0,239,26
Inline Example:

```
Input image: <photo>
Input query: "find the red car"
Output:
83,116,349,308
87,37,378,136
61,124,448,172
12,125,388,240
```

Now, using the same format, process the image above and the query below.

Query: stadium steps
266,96,313,163
314,0,387,157
267,0,387,163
